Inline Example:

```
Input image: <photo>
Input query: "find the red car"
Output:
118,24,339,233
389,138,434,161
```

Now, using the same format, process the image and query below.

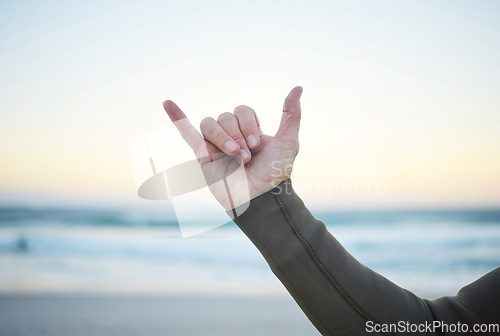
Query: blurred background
1,0,500,335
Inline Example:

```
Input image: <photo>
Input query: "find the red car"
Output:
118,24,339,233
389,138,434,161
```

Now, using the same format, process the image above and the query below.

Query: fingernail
247,135,257,148
225,141,238,153
240,149,249,161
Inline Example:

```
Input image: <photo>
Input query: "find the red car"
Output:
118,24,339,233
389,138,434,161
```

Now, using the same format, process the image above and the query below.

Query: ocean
1,204,499,299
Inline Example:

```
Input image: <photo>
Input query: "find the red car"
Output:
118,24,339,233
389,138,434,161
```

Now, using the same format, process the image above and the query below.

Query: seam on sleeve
272,190,391,336
240,212,336,335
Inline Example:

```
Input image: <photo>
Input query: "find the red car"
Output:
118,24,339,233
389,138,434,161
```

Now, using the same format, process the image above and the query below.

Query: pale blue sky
1,0,499,208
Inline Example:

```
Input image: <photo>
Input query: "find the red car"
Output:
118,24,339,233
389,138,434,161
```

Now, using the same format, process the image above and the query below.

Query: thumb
275,86,303,141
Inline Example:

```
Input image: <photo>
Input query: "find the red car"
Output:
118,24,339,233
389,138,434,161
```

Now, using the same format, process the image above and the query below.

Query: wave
0,207,179,228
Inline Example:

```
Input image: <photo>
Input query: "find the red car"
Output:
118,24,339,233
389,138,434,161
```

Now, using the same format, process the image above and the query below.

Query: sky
1,0,499,209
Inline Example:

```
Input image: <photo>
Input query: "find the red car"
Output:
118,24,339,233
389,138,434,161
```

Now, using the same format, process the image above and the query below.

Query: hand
163,86,303,210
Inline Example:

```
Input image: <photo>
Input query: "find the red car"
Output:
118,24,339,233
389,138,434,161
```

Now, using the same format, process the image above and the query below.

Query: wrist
227,179,292,220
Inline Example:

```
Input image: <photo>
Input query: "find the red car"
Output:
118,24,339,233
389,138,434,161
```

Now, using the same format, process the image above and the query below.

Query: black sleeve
229,180,500,336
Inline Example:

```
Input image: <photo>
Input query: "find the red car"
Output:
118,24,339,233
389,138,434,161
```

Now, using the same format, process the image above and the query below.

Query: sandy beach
0,294,319,336
2,207,499,335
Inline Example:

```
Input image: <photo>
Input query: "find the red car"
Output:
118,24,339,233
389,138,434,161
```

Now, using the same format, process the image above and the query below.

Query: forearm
230,180,496,335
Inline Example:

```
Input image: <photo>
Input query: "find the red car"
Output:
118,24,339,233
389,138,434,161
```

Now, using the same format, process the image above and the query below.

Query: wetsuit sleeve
229,180,500,336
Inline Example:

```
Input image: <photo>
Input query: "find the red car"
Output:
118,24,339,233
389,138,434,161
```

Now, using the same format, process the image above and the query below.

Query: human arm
230,179,500,335
163,87,500,335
